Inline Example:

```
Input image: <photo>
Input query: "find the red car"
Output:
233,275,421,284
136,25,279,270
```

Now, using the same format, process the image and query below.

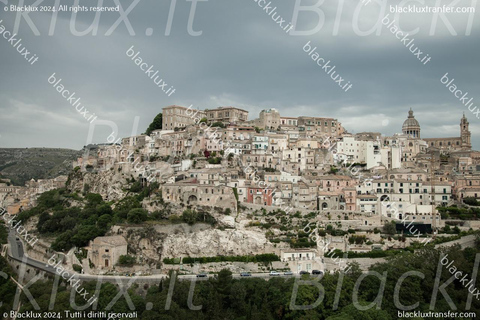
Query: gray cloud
0,0,478,149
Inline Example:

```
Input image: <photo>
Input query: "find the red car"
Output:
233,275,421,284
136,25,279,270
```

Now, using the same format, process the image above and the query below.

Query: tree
145,113,162,135
127,208,148,224
211,122,225,128
464,197,479,206
383,221,397,235
182,209,197,225
118,255,136,266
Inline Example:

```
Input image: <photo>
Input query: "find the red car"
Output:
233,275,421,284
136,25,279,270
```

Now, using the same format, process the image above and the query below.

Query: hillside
0,148,82,185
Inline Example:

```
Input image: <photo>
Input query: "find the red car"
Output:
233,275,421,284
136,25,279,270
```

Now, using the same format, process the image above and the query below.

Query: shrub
73,264,83,273
118,255,136,266
127,208,148,224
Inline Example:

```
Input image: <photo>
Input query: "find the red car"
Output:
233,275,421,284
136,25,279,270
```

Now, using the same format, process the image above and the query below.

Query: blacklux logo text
126,46,176,97
253,0,294,34
0,19,39,65
46,254,98,305
48,73,98,124
0,207,38,247
441,73,479,119
382,15,431,65
441,254,480,300
303,41,353,92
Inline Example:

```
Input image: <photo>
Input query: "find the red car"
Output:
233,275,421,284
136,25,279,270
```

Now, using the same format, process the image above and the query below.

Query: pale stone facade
205,106,248,124
90,236,128,270
162,105,206,131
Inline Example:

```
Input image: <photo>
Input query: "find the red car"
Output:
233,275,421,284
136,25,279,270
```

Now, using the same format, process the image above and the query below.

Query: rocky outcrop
67,170,128,201
162,228,273,258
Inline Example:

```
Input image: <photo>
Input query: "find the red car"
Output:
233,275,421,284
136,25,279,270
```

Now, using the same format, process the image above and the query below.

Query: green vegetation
0,221,8,244
326,248,411,259
145,112,162,135
15,182,160,251
328,165,339,174
207,157,222,164
6,244,480,319
211,122,226,128
72,264,83,273
118,255,136,266
437,205,480,220
382,221,397,235
0,244,480,320
0,148,81,186
348,235,366,245
463,197,480,206
127,208,148,224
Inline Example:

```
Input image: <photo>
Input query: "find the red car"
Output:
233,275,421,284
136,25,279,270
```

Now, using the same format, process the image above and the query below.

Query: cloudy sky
0,0,479,150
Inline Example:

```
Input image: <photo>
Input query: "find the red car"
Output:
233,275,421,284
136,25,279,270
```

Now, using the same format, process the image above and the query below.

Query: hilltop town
1,106,479,276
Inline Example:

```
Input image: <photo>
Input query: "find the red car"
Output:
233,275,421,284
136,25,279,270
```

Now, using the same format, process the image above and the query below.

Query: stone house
90,236,128,270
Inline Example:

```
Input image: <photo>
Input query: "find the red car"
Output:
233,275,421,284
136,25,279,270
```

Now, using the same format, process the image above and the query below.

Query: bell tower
460,113,471,150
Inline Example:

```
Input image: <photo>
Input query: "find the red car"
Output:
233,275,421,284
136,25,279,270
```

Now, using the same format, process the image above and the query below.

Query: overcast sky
0,0,479,150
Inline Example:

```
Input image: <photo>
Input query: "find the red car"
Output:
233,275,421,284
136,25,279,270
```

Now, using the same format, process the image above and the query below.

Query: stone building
297,116,341,137
402,109,471,151
162,105,205,131
90,236,128,270
205,106,248,124
402,109,421,138
162,183,237,211
254,108,281,130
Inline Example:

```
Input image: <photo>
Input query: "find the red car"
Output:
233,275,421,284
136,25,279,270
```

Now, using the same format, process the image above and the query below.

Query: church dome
402,109,420,138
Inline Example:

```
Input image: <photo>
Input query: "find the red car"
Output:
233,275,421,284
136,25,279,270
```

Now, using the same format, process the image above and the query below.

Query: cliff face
108,223,274,269
161,227,273,258
67,170,128,201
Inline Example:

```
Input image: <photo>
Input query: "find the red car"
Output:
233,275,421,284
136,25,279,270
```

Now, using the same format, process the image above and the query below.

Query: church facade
402,109,471,151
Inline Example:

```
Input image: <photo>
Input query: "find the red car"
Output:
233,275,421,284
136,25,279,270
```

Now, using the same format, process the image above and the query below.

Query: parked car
196,273,208,278
240,272,251,277
312,270,323,275
284,271,293,276
299,271,310,275
269,271,280,276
